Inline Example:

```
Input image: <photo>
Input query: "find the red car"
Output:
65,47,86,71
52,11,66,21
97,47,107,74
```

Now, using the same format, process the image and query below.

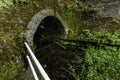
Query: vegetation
83,46,120,80
0,23,25,79
0,0,120,80
52,30,120,80
68,29,120,46
44,39,120,80
0,0,40,80
66,45,120,80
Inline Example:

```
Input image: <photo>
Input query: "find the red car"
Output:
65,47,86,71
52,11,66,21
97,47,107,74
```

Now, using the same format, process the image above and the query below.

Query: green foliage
83,46,120,80
68,29,120,46
0,31,24,80
59,29,120,80
59,1,83,36
64,45,120,80
0,0,44,79
0,0,120,80
0,0,13,9
0,0,40,10
14,0,38,6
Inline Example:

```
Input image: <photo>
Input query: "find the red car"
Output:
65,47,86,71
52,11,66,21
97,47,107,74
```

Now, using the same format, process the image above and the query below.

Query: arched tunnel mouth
33,16,65,54
33,15,73,79
25,11,85,80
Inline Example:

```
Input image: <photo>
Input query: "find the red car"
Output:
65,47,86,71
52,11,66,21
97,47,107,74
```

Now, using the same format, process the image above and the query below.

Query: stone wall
0,0,120,79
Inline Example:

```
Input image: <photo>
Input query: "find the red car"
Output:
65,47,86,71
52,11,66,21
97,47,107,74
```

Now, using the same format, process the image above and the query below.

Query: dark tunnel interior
33,16,65,50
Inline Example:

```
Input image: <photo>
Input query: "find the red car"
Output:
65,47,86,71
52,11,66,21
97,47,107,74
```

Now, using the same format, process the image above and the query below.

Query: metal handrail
26,55,39,80
24,42,50,80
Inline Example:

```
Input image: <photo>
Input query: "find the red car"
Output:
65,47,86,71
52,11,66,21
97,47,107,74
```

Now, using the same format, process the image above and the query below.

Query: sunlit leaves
0,0,13,9
84,46,120,80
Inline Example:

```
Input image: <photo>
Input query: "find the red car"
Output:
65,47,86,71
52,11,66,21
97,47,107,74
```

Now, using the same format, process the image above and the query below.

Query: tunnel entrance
25,9,85,80
25,9,68,46
34,16,65,49
25,9,69,59
25,9,69,79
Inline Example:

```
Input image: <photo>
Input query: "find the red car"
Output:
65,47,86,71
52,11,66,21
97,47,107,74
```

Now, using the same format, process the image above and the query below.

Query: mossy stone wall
0,0,120,80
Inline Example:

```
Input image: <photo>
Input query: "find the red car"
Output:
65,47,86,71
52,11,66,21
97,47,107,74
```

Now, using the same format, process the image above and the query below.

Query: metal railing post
24,42,50,80
26,55,39,80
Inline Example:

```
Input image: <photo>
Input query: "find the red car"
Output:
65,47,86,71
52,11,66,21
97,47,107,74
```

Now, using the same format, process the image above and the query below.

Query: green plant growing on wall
0,0,13,9
84,46,120,80
62,45,120,80
67,29,120,46
0,31,24,80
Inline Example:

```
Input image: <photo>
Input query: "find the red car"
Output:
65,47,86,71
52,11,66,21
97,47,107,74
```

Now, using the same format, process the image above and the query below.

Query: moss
0,0,120,80
0,1,44,79
0,60,23,80
0,0,60,79
83,46,120,80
